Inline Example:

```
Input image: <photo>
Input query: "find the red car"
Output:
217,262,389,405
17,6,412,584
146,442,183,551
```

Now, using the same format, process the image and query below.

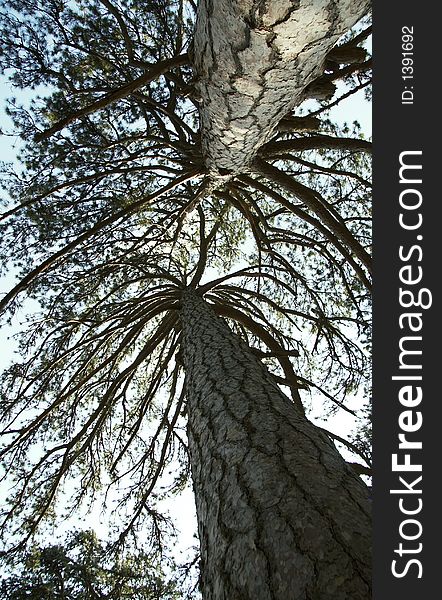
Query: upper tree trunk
181,289,371,600
193,0,371,176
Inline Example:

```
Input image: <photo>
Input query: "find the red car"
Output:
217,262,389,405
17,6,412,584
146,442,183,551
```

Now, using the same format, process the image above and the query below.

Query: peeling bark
193,0,371,176
181,289,371,600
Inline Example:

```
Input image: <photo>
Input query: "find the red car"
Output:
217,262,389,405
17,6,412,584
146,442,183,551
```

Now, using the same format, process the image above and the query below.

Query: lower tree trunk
181,289,371,600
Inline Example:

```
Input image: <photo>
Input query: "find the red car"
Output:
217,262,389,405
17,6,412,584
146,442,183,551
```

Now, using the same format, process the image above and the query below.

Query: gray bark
193,0,371,176
181,289,371,600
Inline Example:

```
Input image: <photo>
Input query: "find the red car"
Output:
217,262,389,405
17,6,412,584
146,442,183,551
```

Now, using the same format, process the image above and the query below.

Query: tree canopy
0,529,182,599
0,0,372,569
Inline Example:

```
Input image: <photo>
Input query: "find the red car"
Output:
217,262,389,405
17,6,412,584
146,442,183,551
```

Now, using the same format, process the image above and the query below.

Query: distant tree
0,1,372,599
0,529,180,599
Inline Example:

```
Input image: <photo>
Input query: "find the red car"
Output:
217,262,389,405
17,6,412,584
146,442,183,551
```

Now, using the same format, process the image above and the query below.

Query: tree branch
35,54,189,141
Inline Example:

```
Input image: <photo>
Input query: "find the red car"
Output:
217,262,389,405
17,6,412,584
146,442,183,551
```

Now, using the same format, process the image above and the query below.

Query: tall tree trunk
181,288,371,600
193,0,371,176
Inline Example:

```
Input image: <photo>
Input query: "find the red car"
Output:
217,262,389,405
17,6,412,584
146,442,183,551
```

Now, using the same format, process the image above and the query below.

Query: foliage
0,529,181,599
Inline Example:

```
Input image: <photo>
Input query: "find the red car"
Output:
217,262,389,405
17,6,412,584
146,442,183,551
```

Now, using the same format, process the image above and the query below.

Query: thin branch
253,158,372,274
0,170,199,314
35,54,189,141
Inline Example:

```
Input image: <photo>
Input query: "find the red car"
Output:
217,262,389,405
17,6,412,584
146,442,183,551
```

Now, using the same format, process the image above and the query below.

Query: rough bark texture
193,0,371,175
181,289,371,600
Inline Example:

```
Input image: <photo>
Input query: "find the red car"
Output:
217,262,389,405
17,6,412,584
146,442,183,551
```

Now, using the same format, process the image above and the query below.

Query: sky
0,63,372,562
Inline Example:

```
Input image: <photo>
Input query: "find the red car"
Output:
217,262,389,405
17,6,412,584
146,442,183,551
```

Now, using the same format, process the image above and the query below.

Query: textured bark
193,0,371,175
181,289,371,600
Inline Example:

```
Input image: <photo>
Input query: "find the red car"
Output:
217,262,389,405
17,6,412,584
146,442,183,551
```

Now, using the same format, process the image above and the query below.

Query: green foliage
0,529,181,599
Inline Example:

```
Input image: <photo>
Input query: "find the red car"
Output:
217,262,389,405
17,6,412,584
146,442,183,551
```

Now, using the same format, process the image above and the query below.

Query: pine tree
0,1,372,598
